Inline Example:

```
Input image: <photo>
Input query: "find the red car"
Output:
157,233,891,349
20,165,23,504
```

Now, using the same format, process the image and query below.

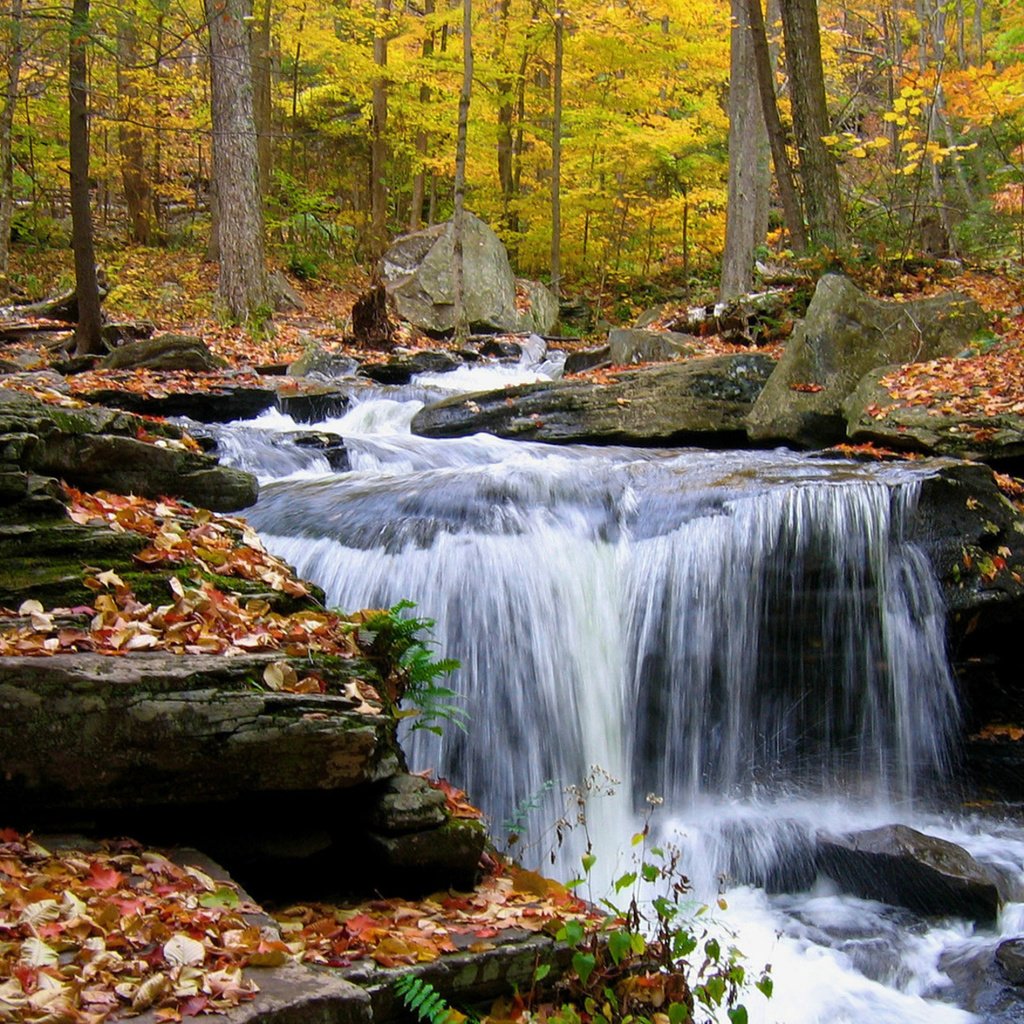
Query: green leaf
581,853,597,874
614,871,637,893
534,963,551,983
756,976,774,999
573,951,597,987
641,862,659,883
705,938,721,962
672,931,697,958
668,1001,691,1024
558,919,585,946
728,1007,748,1024
607,930,631,965
198,886,241,909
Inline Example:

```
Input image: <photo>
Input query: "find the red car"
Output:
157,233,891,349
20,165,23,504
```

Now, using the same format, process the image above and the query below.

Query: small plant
394,974,470,1024
356,600,467,735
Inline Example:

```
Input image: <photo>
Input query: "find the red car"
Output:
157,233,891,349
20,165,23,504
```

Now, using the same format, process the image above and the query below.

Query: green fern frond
394,974,465,1024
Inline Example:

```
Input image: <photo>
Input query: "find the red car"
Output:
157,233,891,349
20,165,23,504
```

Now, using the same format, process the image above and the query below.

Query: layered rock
411,354,776,446
0,391,257,510
747,275,987,448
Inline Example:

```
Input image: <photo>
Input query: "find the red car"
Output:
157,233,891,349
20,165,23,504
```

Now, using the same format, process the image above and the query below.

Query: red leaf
87,862,124,891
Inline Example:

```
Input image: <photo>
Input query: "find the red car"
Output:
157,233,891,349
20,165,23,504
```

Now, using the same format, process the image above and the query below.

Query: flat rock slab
411,354,776,446
819,823,1003,923
0,653,398,813
79,385,278,424
845,371,1024,463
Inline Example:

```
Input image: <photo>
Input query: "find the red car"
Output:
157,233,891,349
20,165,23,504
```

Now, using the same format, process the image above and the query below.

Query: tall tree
721,0,769,299
779,0,847,249
452,0,472,341
0,0,24,296
550,6,562,298
117,14,155,245
744,0,807,252
69,0,104,355
370,0,391,257
205,0,269,320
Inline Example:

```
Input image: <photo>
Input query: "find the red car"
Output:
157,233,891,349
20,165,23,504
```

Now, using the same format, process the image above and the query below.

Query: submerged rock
818,823,1003,923
411,354,776,446
747,274,986,448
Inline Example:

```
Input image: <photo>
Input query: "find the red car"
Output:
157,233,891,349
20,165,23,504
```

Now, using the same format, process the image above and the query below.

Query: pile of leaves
65,489,310,599
274,864,595,970
64,369,269,402
0,831,268,1023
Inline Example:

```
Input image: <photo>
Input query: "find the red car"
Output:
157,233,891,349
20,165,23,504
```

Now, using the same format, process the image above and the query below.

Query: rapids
208,366,1024,1024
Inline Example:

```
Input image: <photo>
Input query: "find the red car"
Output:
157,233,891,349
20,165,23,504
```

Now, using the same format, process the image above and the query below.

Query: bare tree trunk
370,0,391,259
550,8,562,298
205,0,269,320
117,19,155,245
409,0,434,232
252,0,273,196
780,0,847,250
744,0,808,252
452,0,472,342
69,0,104,355
721,0,768,300
0,0,24,297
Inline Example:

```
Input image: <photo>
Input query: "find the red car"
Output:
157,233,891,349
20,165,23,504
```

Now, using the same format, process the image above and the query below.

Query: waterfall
222,392,1024,1024
241,398,959,873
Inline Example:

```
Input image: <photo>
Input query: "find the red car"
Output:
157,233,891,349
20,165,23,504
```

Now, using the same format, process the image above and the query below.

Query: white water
217,372,1024,1023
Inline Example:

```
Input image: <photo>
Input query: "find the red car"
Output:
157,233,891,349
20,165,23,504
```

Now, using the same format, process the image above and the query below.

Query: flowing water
208,366,1024,1023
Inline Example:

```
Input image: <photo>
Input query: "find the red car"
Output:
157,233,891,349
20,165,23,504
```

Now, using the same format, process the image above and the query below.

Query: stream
208,361,1024,1024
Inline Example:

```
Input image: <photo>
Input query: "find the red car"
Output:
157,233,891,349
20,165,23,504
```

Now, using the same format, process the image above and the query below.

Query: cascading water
210,370,1024,1023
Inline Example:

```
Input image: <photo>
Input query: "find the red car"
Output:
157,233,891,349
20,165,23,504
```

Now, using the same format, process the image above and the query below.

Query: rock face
0,652,399,816
818,824,1003,923
846,371,1024,463
0,391,258,510
411,354,776,446
100,334,229,372
747,275,987,448
79,382,278,423
382,214,557,335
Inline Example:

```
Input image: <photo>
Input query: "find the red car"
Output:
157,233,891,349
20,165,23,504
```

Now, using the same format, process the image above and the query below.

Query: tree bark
251,0,273,196
451,0,472,342
744,0,808,253
550,9,563,299
0,0,24,297
409,0,434,232
779,0,847,250
117,18,155,246
370,0,391,260
721,0,769,300
69,0,104,356
205,0,269,320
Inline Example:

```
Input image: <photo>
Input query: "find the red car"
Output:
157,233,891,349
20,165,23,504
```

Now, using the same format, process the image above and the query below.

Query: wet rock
997,939,1024,984
606,328,698,365
100,333,228,372
747,274,986,448
938,941,1024,1022
382,214,519,334
411,354,776,446
360,350,463,385
288,431,351,471
277,385,353,423
818,824,1002,923
79,382,278,423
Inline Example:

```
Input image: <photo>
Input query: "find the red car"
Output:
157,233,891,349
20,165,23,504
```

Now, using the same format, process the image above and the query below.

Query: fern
394,974,464,1024
358,601,468,735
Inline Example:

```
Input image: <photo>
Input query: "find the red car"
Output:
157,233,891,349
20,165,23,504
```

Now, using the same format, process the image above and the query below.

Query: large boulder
606,328,698,365
515,278,559,334
100,333,229,372
747,275,987,448
818,824,1003,923
384,214,555,335
411,354,776,445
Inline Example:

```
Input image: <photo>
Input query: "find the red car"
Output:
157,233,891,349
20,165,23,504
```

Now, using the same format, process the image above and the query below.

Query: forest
0,0,1023,326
